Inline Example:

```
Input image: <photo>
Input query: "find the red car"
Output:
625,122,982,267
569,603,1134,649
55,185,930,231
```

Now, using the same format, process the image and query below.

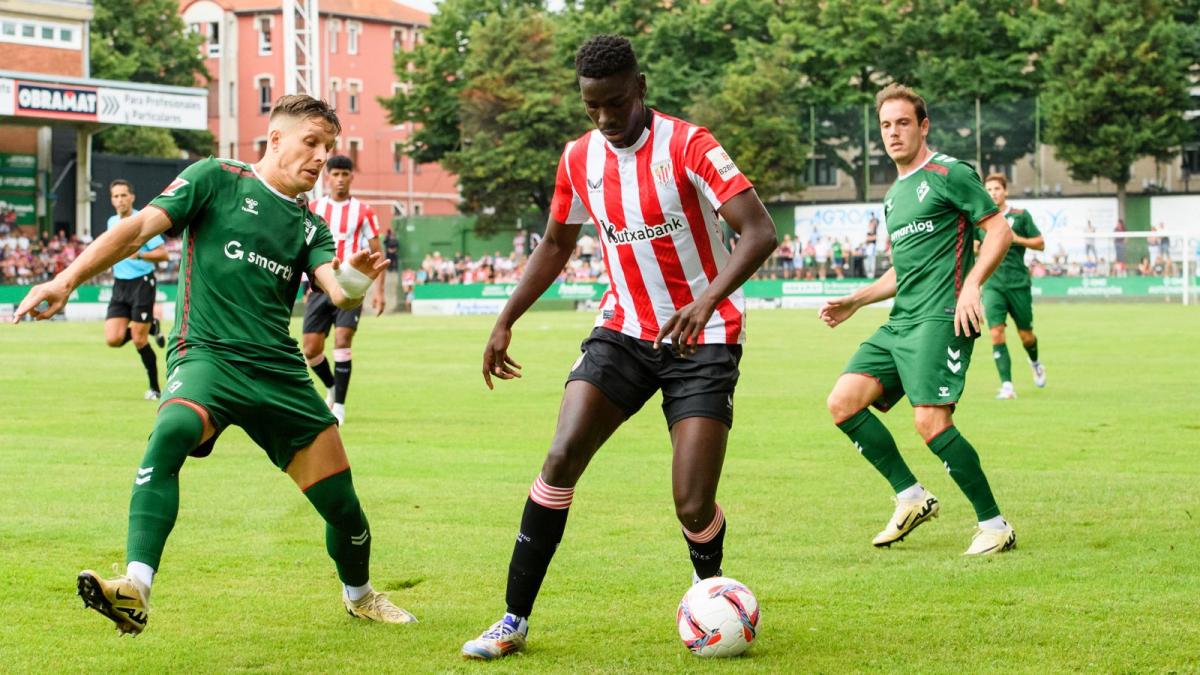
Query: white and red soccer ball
676,577,760,657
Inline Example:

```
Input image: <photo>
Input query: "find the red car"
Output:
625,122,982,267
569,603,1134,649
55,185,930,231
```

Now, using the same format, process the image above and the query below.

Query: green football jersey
148,157,335,370
975,206,1040,289
882,153,997,325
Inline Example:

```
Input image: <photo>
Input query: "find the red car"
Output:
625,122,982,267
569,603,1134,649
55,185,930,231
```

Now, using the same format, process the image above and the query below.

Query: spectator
777,234,795,279
864,212,880,278
1113,218,1127,265
1084,221,1097,260
383,228,399,270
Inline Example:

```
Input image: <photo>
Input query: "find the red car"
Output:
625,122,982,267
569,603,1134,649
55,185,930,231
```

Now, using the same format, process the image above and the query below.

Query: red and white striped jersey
308,196,380,260
550,111,753,344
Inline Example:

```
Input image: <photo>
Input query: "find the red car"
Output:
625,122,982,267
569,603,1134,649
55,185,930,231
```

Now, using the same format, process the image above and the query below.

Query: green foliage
1042,0,1192,211
90,0,212,158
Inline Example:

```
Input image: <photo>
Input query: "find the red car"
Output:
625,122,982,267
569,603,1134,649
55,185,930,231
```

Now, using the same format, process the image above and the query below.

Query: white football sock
979,515,1008,530
344,582,373,602
897,483,925,500
126,561,155,596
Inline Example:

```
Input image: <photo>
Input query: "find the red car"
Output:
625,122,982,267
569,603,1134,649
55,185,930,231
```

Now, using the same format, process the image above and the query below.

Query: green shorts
162,353,337,470
983,285,1034,331
843,321,977,410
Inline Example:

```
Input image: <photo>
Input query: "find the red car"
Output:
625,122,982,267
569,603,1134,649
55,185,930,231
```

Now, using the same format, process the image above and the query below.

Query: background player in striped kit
303,155,386,425
461,34,778,660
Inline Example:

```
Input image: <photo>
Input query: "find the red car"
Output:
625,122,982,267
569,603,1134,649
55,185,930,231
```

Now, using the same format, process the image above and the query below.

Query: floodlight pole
283,0,323,200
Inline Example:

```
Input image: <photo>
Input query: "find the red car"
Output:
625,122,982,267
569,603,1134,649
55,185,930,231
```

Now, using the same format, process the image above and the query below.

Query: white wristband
333,263,372,299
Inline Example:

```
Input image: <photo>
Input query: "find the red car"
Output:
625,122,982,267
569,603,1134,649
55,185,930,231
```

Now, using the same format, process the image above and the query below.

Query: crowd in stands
0,224,183,286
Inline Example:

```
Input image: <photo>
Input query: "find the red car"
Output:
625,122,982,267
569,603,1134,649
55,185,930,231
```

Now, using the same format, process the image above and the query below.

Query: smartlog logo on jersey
224,240,294,280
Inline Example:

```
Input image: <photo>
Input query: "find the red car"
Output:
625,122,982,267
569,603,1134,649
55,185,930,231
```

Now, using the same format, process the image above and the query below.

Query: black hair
575,34,638,79
326,154,353,171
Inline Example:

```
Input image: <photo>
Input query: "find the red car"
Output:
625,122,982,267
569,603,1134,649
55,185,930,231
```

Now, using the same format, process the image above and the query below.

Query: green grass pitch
1,305,1197,672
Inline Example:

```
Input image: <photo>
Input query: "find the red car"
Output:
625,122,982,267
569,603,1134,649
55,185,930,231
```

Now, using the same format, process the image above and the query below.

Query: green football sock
304,469,371,587
837,408,918,493
1024,339,1039,363
126,402,204,569
992,343,1012,382
926,427,1001,521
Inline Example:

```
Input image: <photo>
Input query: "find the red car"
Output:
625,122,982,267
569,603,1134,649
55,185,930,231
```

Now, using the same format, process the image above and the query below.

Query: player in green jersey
12,95,414,634
819,84,1018,556
977,173,1046,399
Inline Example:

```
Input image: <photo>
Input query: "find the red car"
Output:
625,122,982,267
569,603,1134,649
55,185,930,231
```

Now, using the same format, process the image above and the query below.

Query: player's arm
483,216,582,389
655,189,777,353
310,250,388,311
957,210,1013,336
1014,218,1044,251
137,242,170,264
818,266,898,329
366,235,387,316
11,208,171,322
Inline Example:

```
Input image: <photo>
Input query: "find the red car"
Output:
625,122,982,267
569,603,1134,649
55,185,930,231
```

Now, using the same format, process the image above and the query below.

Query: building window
347,81,361,113
412,202,423,216
255,138,268,159
808,156,837,187
347,21,360,55
257,16,272,55
0,18,82,49
228,81,235,116
348,139,361,167
413,28,423,45
257,76,273,114
392,142,405,173
391,28,407,52
869,155,897,185
328,18,340,53
328,78,340,110
206,22,220,56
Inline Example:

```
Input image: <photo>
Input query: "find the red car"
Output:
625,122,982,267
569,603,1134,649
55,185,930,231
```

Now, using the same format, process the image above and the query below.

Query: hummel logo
939,386,951,397
946,359,962,373
350,529,370,546
135,467,153,485
946,347,960,360
853,441,864,455
884,198,894,214
242,197,259,215
944,460,952,474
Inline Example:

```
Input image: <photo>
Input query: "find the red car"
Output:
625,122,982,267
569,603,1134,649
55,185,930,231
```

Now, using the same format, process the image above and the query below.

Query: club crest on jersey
242,197,259,215
304,218,316,245
705,146,740,181
651,160,674,186
161,178,188,197
916,180,930,203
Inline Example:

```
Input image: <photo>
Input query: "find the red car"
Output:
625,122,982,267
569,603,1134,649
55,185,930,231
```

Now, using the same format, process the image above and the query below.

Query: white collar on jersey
603,120,652,156
250,164,304,204
895,150,935,182
1001,204,1012,217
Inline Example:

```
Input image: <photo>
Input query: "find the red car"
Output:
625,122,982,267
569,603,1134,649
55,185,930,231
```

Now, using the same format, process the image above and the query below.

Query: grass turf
0,304,1197,672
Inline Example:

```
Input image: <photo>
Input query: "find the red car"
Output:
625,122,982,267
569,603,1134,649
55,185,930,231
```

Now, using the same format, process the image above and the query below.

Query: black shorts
302,289,362,335
566,327,742,428
106,275,156,322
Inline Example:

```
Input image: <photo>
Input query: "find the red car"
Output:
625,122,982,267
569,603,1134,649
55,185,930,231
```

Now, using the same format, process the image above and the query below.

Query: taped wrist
334,263,371,299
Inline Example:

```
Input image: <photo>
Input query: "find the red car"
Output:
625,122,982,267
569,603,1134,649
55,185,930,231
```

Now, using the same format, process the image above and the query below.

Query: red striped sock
683,504,725,544
529,474,574,510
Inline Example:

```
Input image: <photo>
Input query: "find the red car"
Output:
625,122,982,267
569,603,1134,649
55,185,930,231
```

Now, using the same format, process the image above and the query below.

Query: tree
90,0,212,157
1041,0,1193,219
431,7,583,234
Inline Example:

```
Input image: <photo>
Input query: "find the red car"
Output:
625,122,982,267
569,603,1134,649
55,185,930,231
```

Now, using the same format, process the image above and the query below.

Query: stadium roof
179,0,430,25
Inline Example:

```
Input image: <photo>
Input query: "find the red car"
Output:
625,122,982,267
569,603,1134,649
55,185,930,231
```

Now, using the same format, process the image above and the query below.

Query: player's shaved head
268,95,341,136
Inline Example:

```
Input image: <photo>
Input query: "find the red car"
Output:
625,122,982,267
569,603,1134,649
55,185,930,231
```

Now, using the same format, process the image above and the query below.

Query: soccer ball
676,576,760,657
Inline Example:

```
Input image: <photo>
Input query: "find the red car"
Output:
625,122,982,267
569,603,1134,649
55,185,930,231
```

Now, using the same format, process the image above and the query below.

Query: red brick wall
0,127,38,153
0,44,84,77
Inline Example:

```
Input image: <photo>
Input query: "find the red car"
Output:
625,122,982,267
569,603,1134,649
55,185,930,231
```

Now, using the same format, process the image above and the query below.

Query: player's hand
482,325,522,390
342,250,388,280
954,281,983,337
655,297,716,357
11,277,70,324
818,295,858,328
371,291,386,316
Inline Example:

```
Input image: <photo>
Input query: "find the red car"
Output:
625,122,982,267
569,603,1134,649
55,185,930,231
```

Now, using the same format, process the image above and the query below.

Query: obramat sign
15,82,98,121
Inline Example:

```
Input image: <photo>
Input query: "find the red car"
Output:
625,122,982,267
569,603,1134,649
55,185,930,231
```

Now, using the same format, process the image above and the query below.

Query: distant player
12,95,413,635
304,155,386,425
819,84,1017,556
460,35,778,660
976,173,1045,399
105,179,168,399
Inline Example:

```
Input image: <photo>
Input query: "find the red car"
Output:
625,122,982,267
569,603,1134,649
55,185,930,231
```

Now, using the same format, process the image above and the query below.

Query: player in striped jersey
462,34,778,660
303,155,386,425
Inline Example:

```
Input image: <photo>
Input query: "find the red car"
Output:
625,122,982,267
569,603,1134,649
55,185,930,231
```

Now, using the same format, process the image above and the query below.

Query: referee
104,179,168,399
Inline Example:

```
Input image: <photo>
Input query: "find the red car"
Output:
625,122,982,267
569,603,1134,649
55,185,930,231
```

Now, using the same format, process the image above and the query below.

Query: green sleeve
305,214,336,275
148,158,220,237
945,162,998,227
1018,211,1041,238
974,225,985,242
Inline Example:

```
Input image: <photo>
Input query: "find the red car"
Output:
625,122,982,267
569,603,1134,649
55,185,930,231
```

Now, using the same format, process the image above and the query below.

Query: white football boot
1030,361,1046,388
965,524,1017,556
995,382,1017,400
462,614,528,660
872,491,940,547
